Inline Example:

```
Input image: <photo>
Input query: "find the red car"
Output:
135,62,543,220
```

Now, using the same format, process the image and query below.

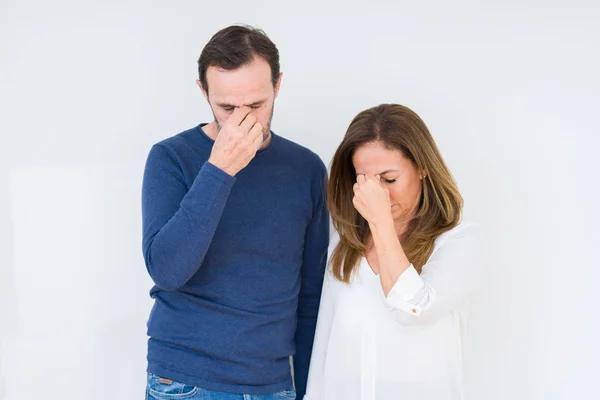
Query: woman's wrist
369,212,395,237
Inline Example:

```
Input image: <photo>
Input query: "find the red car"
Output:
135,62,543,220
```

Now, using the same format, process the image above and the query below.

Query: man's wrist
207,159,234,177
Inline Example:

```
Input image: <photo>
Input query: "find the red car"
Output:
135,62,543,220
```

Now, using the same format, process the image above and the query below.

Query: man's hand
208,106,264,176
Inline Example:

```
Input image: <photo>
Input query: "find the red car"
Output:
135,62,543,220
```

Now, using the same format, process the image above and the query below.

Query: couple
141,25,479,400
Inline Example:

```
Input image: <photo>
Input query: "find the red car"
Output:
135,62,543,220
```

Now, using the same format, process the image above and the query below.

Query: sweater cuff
203,161,236,186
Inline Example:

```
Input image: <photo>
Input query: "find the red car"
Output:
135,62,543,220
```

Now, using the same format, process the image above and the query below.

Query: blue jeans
146,373,296,400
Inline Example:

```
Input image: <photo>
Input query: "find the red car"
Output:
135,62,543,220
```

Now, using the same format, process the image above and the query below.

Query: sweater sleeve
141,143,235,291
293,159,330,399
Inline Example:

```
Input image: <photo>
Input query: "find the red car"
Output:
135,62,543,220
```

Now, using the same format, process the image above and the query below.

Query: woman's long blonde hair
329,104,463,282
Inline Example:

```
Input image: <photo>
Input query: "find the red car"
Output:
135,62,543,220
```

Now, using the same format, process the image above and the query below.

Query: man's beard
214,102,274,144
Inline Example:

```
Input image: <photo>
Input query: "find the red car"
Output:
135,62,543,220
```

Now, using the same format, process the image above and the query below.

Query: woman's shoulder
327,230,341,254
324,231,340,278
433,221,481,252
324,231,361,285
440,221,479,238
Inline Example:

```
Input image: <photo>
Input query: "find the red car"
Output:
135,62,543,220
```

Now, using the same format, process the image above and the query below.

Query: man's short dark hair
198,25,280,92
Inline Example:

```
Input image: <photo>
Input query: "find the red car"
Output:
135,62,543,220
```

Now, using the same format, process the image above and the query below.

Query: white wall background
1,0,599,399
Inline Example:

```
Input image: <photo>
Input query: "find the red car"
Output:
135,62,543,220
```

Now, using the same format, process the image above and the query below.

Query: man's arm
141,144,235,291
142,107,263,291
293,161,330,399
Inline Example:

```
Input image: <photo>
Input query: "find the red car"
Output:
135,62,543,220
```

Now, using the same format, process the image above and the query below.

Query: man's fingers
250,123,263,149
239,113,257,132
228,106,252,126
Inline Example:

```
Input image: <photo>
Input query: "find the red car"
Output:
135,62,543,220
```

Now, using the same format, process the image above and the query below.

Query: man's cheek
217,112,232,126
256,111,269,126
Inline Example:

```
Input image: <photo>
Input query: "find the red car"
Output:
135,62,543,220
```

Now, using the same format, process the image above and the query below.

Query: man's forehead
210,92,269,108
206,59,273,90
207,78,272,106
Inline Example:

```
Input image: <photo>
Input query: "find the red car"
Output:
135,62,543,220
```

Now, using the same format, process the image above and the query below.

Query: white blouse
304,223,480,400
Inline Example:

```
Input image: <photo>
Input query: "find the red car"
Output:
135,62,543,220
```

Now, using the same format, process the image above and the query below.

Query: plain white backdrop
1,0,599,399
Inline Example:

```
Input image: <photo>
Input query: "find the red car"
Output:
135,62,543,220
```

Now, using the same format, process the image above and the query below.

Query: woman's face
352,141,424,226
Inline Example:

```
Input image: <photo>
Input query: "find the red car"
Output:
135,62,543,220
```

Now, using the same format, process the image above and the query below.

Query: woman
304,104,479,400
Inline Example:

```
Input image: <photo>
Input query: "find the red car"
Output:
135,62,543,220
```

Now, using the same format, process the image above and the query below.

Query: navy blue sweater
141,124,329,397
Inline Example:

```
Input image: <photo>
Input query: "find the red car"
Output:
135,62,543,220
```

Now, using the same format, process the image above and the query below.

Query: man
141,25,329,400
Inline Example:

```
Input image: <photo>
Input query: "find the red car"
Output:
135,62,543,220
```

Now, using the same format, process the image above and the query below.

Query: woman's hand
352,174,393,228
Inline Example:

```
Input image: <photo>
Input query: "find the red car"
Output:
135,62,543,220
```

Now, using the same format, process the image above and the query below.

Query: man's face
199,56,281,142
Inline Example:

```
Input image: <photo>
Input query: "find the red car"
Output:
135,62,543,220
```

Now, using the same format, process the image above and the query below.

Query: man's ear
274,72,283,99
197,79,209,102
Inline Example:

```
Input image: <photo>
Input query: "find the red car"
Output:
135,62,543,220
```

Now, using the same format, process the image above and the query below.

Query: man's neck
203,121,218,141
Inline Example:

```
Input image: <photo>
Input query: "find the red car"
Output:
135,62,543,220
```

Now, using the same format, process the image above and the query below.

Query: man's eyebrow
247,99,267,107
216,99,268,108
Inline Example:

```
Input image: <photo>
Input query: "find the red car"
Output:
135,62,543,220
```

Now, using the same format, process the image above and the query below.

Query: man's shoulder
147,125,210,167
274,134,326,171
153,125,203,152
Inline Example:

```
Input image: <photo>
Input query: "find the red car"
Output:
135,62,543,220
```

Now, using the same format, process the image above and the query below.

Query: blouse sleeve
383,224,480,326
